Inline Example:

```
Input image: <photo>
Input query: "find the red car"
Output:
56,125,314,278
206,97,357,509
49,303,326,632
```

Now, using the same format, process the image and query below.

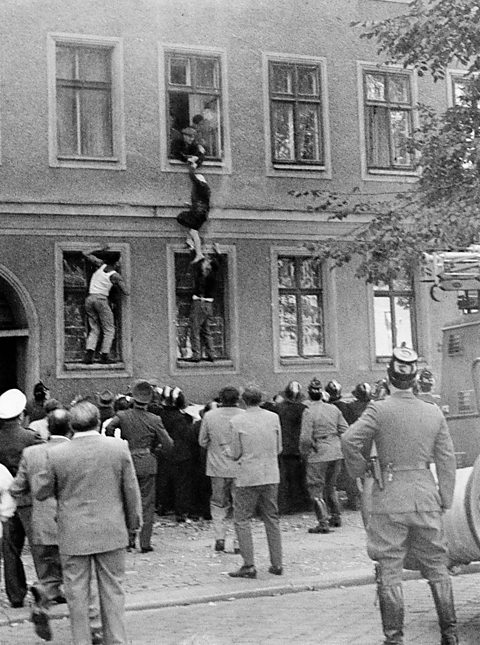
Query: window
277,256,325,358
48,34,125,169
373,280,416,357
166,52,223,161
268,61,324,166
363,69,414,170
174,251,230,361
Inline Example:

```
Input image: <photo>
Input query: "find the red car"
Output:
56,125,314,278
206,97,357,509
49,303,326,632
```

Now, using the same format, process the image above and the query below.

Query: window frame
47,33,126,170
167,243,239,374
371,280,417,361
271,247,337,373
159,44,231,174
55,241,132,378
263,52,331,178
357,62,418,182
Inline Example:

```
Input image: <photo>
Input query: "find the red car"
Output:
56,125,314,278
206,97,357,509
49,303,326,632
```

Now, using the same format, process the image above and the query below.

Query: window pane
170,57,189,85
272,103,295,161
390,110,412,166
78,48,111,82
278,258,296,288
301,294,324,355
57,88,78,155
366,73,386,101
299,258,322,288
80,89,113,156
297,104,322,161
366,105,390,167
393,296,413,348
279,294,298,356
453,78,466,106
195,58,218,89
271,64,293,94
388,75,410,103
297,66,318,96
374,295,393,356
56,45,76,80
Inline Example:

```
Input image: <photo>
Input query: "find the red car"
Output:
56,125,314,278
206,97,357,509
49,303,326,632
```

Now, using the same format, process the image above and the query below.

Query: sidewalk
0,509,478,628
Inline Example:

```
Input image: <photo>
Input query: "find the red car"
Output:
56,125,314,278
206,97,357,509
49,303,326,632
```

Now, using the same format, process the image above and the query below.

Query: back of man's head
48,409,71,437
242,386,263,408
219,386,240,407
69,401,100,433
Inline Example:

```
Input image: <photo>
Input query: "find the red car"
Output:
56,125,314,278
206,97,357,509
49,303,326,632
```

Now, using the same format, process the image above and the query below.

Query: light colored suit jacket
342,390,456,513
10,435,69,545
198,407,245,477
36,433,142,555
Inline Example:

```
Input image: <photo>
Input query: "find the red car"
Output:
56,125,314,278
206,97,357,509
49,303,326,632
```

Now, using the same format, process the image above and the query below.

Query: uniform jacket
300,401,348,463
36,433,142,556
10,436,69,545
341,390,456,514
0,419,43,506
230,407,282,487
198,406,245,477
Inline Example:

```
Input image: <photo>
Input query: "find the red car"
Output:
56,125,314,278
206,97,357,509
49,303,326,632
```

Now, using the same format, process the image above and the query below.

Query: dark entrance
0,283,30,395
0,338,19,392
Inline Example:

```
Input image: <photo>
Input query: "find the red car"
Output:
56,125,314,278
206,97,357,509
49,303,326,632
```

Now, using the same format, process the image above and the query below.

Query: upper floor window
269,61,324,166
277,256,325,358
167,52,223,161
48,34,125,169
363,70,414,171
373,280,416,358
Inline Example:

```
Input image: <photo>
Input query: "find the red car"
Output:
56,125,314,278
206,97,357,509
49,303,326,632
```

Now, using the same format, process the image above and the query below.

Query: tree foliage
296,0,480,285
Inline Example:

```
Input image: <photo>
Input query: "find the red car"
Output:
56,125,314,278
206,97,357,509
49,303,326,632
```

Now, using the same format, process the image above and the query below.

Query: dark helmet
307,377,323,398
417,368,435,392
351,382,372,403
387,347,418,390
284,380,302,402
168,386,186,410
325,380,342,402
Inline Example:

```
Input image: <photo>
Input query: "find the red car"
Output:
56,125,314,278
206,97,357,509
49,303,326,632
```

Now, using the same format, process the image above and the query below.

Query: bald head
48,408,72,437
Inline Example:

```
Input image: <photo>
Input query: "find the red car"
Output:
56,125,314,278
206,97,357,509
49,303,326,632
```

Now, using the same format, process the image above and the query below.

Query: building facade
0,0,462,403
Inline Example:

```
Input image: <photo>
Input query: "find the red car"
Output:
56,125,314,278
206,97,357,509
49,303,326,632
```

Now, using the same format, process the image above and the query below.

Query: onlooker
24,381,50,427
171,126,205,167
415,368,440,406
276,381,309,515
325,380,350,420
228,386,283,579
28,398,63,441
0,389,43,608
199,386,245,551
190,403,214,522
101,395,131,436
36,400,142,645
105,380,173,552
300,377,348,533
96,389,115,425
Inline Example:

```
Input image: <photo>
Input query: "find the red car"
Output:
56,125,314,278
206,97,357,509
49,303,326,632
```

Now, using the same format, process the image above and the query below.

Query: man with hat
0,388,43,608
82,246,129,365
171,126,205,167
342,347,458,645
105,380,173,552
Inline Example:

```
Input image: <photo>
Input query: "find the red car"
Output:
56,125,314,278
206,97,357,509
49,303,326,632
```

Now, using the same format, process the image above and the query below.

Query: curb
3,562,479,628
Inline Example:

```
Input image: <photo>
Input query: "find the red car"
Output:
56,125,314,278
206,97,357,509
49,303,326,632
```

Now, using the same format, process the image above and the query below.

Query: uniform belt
192,295,213,302
382,462,430,472
130,448,150,455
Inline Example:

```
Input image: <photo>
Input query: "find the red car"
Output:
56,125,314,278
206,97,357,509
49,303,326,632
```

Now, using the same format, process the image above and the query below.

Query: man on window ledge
185,244,221,363
82,247,129,364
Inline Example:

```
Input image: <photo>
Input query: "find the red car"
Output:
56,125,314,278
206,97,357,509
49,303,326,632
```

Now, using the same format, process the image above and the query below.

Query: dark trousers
34,544,63,601
278,455,308,514
137,474,156,549
3,506,38,606
305,459,342,515
189,300,214,360
172,460,194,518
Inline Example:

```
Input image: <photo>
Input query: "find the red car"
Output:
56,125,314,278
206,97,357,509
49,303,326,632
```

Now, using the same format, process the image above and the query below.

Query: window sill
362,168,419,183
267,164,331,179
165,159,230,174
51,158,126,171
276,355,335,372
176,358,235,371
60,361,128,378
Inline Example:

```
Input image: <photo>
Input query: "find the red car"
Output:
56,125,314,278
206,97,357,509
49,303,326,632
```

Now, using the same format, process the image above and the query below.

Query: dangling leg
189,229,205,263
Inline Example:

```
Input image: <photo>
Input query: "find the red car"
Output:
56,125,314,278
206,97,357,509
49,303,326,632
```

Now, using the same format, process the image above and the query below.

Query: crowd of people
0,356,453,645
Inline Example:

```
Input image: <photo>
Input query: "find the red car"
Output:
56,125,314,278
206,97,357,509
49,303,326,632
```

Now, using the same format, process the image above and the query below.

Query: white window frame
55,241,132,378
263,52,331,178
47,33,126,170
166,243,239,375
271,247,338,373
158,44,231,174
357,61,419,182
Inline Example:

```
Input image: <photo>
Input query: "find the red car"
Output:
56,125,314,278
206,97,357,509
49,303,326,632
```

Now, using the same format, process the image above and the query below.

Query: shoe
234,547,241,555
184,357,200,363
31,607,52,641
100,353,114,364
52,595,67,604
11,601,23,608
127,537,136,552
176,515,186,523
215,539,225,552
84,349,94,364
228,565,257,579
308,524,331,534
141,546,154,553
91,629,104,645
268,565,283,576
205,356,215,363
329,515,342,528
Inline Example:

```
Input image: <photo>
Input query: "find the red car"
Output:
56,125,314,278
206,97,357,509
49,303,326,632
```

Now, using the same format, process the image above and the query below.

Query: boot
308,497,331,533
429,579,459,645
378,583,404,644
328,491,342,527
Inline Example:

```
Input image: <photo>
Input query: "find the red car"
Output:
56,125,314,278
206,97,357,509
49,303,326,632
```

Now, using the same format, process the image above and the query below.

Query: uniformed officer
341,347,458,645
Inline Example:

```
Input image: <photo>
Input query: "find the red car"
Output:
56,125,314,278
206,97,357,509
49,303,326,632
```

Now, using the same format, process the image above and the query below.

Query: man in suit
11,408,102,643
36,400,142,645
0,388,43,608
342,348,458,645
227,386,283,579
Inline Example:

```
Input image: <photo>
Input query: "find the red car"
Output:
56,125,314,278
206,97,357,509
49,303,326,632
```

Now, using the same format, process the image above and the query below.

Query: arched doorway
0,266,39,395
